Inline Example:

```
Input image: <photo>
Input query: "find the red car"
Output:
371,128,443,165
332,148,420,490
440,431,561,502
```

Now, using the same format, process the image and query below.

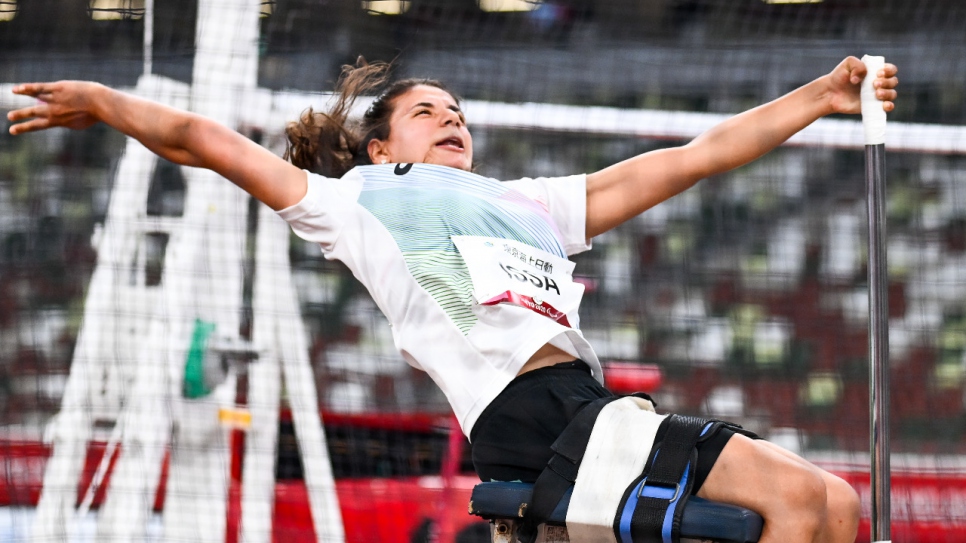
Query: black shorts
470,360,735,494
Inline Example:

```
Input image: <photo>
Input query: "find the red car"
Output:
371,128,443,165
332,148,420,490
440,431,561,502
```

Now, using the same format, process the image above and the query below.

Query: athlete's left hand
825,56,898,116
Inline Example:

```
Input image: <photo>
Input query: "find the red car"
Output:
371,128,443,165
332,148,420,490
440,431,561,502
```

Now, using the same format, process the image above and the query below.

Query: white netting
1,1,966,542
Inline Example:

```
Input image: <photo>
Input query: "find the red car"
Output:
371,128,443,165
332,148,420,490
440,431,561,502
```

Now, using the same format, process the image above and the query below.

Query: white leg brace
566,397,667,543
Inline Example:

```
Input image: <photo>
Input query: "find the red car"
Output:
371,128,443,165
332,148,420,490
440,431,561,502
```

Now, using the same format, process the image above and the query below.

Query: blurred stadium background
1,0,966,542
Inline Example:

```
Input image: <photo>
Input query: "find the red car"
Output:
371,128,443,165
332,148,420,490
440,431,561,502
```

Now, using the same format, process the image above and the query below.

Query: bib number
452,236,583,327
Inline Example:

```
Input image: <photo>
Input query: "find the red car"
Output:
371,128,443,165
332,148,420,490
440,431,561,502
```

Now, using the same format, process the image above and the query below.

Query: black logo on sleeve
394,163,414,175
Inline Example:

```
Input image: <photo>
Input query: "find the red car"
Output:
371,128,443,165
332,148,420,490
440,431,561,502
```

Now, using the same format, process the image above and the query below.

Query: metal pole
861,54,891,543
866,143,890,542
143,0,153,76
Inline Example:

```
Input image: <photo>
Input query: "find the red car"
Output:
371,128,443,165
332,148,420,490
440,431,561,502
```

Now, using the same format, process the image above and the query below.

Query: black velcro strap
517,396,618,543
628,415,708,543
646,415,706,488
631,495,674,543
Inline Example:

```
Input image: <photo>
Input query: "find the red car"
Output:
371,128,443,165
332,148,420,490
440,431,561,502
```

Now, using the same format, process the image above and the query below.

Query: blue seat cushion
468,481,762,543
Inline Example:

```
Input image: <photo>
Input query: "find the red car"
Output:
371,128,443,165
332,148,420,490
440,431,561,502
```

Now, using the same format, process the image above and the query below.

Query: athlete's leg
755,440,861,543
695,434,860,543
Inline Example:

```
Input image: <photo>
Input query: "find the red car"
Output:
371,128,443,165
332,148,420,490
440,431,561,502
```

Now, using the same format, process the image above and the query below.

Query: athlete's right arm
7,81,306,210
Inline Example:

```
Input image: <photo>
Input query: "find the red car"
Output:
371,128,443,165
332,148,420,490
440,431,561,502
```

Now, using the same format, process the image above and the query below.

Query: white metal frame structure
24,1,344,541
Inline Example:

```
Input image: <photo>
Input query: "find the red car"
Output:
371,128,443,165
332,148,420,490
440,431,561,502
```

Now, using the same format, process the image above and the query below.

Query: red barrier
602,361,663,394
831,465,966,543
5,433,966,543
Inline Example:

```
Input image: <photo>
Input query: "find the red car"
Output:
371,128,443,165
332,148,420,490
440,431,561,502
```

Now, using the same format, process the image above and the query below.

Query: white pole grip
861,55,887,145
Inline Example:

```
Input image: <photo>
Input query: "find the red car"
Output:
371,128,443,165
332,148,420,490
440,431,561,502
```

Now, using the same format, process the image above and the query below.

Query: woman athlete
8,56,898,543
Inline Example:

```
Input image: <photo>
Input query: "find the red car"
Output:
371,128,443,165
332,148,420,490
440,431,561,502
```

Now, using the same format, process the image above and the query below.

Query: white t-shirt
277,163,602,436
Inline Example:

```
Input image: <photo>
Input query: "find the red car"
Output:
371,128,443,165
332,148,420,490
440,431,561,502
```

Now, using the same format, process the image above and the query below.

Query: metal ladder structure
29,0,344,541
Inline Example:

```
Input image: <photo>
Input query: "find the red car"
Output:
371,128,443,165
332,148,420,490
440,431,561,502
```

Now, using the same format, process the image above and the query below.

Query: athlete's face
367,85,473,171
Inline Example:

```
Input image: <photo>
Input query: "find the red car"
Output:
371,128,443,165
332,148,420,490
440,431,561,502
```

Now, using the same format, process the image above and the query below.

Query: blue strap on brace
525,402,756,543
617,457,691,543
613,416,713,543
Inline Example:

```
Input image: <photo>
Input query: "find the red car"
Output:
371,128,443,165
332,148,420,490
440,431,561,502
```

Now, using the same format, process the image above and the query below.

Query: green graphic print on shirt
356,164,568,335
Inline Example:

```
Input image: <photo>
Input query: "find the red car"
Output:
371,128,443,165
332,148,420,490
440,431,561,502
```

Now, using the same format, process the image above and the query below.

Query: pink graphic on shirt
481,290,572,328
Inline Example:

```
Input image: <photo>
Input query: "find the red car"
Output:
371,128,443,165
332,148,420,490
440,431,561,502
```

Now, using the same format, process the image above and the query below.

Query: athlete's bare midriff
517,343,576,376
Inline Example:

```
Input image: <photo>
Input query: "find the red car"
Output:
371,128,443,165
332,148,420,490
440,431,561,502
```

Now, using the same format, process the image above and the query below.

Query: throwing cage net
1,1,966,542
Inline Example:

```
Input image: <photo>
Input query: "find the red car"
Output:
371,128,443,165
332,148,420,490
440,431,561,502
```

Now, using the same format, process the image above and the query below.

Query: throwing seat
468,481,762,543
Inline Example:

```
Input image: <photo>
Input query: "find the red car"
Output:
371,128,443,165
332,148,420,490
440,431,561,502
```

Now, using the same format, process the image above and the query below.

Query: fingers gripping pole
861,54,891,543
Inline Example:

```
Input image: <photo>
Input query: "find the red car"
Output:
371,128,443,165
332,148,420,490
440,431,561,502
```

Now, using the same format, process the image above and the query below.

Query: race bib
452,236,584,327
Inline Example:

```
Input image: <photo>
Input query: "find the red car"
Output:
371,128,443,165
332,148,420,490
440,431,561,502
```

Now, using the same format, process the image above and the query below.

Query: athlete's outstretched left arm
584,56,898,238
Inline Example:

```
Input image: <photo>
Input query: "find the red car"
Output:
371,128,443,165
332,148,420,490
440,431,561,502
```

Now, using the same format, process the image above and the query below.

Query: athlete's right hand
7,81,104,135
